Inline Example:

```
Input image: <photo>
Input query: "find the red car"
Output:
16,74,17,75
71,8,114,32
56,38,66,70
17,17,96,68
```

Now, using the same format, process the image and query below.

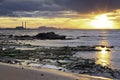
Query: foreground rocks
0,41,119,79
65,58,120,79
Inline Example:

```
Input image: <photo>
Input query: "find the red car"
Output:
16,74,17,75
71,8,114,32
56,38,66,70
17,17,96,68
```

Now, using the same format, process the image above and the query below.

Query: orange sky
0,10,120,29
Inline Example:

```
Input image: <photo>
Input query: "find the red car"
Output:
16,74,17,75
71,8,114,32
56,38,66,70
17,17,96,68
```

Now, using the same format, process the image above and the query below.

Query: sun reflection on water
96,39,112,67
96,48,111,66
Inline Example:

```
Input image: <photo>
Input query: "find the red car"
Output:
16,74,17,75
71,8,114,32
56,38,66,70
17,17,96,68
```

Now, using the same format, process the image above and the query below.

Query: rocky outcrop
13,32,66,40
35,32,66,40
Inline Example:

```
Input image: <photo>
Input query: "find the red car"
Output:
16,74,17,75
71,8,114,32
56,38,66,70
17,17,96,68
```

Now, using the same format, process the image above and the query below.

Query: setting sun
90,14,114,29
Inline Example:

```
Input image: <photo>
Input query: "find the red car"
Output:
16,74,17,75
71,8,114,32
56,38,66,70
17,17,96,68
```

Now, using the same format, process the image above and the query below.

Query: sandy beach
0,62,111,80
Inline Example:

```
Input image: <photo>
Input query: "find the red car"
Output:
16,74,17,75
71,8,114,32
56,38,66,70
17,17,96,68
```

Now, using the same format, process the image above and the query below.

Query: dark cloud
54,0,120,13
0,0,4,2
0,0,120,17
2,0,62,11
0,0,63,16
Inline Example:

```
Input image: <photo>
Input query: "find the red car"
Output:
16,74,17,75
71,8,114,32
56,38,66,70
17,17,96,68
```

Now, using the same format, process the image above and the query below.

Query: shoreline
0,62,111,80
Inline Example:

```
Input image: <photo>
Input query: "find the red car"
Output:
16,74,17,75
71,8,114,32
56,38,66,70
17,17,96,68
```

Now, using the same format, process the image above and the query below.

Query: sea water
0,29,120,69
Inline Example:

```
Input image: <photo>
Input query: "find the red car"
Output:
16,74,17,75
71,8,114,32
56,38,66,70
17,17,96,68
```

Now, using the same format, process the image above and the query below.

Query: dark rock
41,74,44,76
71,46,101,51
14,35,33,40
35,32,66,40
94,45,114,48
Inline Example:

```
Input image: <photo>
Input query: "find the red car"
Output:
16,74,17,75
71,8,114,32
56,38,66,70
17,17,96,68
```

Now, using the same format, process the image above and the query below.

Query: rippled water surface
0,29,120,69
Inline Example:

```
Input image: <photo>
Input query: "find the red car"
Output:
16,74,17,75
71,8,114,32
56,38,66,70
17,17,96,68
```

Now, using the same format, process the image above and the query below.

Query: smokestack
25,21,26,29
22,22,24,27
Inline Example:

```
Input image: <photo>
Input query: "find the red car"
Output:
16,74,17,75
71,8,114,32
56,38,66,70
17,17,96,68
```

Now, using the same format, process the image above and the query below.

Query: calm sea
0,29,120,69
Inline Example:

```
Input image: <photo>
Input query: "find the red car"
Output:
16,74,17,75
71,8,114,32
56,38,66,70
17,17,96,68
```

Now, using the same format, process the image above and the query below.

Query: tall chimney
22,22,24,27
25,21,26,29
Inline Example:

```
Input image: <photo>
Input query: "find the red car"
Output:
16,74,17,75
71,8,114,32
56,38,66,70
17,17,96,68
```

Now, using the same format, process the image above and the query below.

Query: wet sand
0,62,111,80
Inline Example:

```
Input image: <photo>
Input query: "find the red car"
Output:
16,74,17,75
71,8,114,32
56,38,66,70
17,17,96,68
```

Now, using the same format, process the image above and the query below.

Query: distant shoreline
0,28,120,31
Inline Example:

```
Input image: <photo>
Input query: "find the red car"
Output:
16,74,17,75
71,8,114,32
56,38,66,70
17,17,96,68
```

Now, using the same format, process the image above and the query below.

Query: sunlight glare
90,14,113,29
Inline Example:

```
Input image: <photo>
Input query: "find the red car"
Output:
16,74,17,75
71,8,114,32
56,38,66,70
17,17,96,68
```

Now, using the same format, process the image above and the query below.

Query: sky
0,0,120,29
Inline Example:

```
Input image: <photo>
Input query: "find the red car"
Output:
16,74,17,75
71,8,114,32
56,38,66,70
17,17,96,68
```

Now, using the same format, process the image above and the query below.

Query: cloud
54,0,120,13
1,0,62,11
0,0,63,16
12,11,79,18
0,0,4,2
0,0,120,17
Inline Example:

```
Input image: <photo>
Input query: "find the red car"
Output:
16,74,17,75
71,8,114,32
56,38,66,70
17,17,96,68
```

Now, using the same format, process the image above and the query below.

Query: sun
89,14,113,29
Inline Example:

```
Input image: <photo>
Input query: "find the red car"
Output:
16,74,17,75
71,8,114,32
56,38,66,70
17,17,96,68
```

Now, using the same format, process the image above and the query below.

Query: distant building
15,22,27,30
15,26,25,30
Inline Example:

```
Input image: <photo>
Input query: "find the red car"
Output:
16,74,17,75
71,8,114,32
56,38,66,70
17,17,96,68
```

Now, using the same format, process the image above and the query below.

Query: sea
0,29,120,70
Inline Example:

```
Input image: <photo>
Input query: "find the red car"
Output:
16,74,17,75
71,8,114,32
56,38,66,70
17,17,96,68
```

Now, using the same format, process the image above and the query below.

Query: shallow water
0,29,120,69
